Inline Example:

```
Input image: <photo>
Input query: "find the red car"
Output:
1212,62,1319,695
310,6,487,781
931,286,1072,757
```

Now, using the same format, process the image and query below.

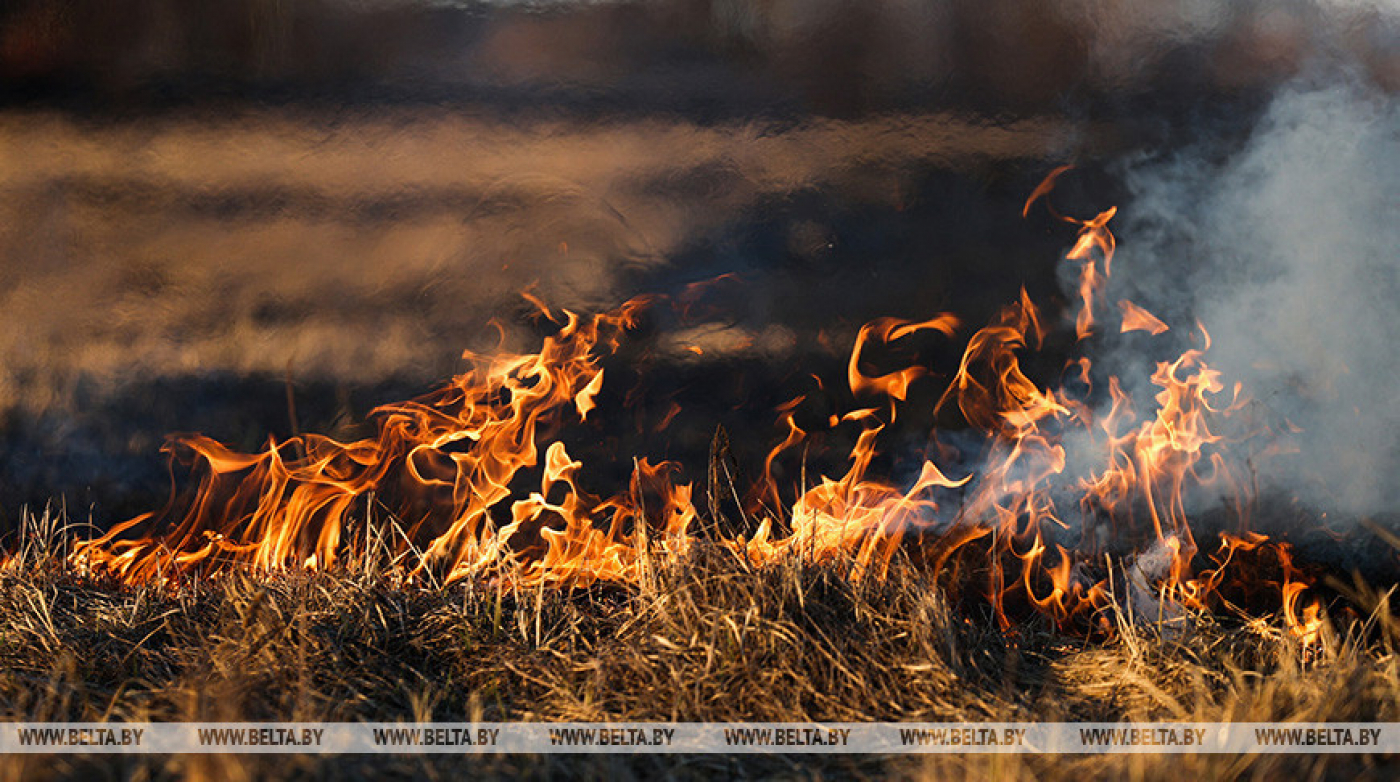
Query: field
0,93,1396,781
1,508,1397,780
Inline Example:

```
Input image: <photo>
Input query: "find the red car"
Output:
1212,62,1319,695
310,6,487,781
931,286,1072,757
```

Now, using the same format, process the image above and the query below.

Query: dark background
6,1,1391,117
0,0,1393,533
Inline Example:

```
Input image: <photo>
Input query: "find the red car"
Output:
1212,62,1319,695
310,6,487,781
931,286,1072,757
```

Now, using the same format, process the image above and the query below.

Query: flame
74,297,681,588
1067,207,1117,340
1278,543,1325,649
62,170,1318,639
1119,299,1170,335
848,314,960,402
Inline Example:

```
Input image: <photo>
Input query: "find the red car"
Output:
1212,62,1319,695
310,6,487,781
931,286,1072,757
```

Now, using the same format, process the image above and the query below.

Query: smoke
1113,80,1400,517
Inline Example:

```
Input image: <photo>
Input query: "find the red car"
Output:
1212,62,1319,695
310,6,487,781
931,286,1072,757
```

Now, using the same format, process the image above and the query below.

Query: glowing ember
66,171,1319,636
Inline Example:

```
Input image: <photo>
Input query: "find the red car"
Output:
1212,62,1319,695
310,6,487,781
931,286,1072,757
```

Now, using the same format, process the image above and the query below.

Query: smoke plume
1114,80,1400,518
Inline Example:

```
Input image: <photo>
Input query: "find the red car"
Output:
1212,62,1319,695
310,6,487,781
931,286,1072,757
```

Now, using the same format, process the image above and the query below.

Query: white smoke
1114,80,1400,517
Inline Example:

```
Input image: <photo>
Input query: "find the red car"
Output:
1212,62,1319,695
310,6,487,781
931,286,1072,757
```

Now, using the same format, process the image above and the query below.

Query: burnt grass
0,513,1397,781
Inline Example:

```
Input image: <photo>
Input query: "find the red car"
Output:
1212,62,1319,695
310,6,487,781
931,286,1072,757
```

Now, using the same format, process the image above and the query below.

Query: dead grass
0,507,1397,781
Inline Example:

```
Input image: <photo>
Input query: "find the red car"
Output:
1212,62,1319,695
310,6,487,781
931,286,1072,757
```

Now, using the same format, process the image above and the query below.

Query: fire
1119,300,1169,335
74,298,680,588
62,170,1321,639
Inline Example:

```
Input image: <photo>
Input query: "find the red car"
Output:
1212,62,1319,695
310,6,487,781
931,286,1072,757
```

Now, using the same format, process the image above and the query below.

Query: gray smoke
1113,80,1400,517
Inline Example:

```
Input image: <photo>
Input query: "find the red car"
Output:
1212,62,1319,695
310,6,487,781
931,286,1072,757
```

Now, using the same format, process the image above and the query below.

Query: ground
1,513,1396,781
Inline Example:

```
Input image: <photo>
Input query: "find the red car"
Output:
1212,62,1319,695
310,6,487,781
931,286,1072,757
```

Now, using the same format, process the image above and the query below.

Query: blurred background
0,0,1394,532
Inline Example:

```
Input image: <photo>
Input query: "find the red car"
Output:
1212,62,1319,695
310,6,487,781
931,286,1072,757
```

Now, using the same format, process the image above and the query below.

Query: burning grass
2,174,1398,778
53,181,1335,643
1,506,1398,780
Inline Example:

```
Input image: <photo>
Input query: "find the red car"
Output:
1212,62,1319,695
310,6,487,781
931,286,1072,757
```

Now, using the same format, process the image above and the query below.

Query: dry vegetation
0,507,1396,781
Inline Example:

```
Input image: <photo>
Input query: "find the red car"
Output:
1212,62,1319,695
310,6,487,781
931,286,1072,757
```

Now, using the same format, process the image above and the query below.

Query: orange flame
63,170,1316,639
1119,299,1170,335
848,314,960,402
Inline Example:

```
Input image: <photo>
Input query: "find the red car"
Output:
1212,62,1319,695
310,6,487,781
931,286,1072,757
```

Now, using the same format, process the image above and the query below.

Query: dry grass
0,507,1397,781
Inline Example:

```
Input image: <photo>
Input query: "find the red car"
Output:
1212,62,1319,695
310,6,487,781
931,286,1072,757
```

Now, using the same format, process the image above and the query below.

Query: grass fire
4,170,1397,779
50,173,1324,646
0,2,1396,780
